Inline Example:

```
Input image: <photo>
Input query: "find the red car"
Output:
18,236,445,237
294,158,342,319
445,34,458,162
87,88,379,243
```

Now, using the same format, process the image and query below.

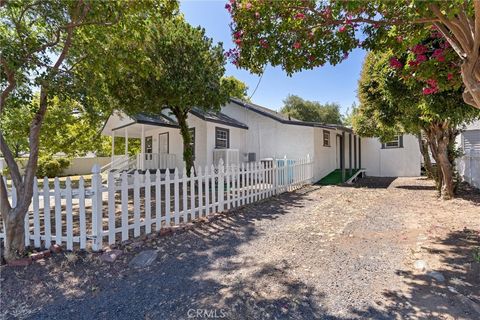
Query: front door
158,132,169,154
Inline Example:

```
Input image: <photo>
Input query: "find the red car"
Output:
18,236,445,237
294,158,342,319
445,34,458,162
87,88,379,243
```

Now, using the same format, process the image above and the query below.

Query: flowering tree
228,0,480,110
355,49,479,199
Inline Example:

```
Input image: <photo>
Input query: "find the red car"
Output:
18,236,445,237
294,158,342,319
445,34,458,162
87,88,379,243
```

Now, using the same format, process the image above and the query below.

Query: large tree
355,50,479,199
91,18,232,176
228,0,480,110
0,0,177,261
281,94,343,124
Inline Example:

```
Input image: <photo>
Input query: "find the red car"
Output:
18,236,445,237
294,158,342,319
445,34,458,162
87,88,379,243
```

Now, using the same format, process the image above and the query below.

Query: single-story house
101,98,421,182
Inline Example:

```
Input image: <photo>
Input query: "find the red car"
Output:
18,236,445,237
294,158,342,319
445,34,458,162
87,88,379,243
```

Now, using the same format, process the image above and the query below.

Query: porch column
349,133,352,176
125,127,128,158
111,130,115,164
140,124,145,170
354,135,357,170
359,137,362,169
341,131,346,182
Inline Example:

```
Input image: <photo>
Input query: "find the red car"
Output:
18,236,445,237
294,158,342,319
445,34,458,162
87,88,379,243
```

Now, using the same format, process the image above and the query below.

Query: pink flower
436,55,445,62
422,87,435,95
233,30,243,39
255,12,260,19
339,25,347,33
408,60,418,67
396,36,403,43
308,55,315,62
447,73,453,80
259,39,268,48
235,39,242,46
416,54,427,64
245,2,252,9
426,78,437,87
293,42,301,49
295,13,305,20
225,3,231,12
389,57,403,69
412,44,427,55
432,48,443,58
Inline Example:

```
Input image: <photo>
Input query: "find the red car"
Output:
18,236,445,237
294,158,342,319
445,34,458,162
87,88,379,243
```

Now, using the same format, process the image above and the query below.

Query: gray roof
131,113,179,128
190,107,248,129
229,98,352,132
130,109,248,130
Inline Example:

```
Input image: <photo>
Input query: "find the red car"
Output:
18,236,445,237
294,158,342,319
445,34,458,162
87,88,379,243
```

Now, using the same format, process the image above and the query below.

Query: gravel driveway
2,177,479,320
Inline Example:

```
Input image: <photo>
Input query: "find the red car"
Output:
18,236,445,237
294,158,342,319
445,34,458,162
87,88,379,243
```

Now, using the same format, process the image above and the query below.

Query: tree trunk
3,208,26,260
173,108,194,176
437,138,455,200
424,122,455,200
417,132,434,179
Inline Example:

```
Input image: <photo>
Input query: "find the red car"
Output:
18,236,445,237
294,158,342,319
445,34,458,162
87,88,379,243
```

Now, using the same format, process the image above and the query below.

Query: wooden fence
0,156,313,251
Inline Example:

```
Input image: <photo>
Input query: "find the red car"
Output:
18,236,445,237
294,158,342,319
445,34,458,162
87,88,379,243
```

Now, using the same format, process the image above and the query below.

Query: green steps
317,169,361,185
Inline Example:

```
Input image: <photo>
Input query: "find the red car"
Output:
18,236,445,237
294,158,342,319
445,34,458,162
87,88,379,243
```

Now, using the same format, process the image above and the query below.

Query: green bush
37,156,71,178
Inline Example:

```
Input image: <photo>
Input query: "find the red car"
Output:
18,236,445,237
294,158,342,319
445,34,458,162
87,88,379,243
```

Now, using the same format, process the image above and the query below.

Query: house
456,120,480,188
101,98,421,181
457,120,480,155
360,135,422,177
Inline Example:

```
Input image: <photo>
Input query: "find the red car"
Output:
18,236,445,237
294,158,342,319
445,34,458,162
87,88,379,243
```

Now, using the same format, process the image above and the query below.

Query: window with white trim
323,130,331,147
382,135,403,149
215,127,230,149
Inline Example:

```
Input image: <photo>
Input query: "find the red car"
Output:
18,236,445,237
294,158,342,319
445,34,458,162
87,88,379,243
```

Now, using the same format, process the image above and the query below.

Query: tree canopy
280,95,343,124
0,0,178,260
228,0,480,110
354,49,479,199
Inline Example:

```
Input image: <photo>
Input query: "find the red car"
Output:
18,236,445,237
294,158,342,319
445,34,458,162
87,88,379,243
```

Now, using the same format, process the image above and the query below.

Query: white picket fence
457,151,480,189
0,156,313,251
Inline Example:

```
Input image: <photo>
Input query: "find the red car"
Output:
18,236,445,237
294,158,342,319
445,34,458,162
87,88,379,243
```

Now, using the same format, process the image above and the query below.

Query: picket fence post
218,159,225,212
91,164,103,251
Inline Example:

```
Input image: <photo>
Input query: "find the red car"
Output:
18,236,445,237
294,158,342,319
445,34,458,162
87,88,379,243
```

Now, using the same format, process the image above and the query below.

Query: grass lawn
317,169,361,185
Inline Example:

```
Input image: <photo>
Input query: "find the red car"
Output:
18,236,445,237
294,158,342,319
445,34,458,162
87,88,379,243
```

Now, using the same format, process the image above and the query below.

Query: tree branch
0,173,11,219
0,131,22,190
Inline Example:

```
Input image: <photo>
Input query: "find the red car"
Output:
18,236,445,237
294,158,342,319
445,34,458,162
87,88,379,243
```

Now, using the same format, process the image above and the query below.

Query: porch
102,112,180,173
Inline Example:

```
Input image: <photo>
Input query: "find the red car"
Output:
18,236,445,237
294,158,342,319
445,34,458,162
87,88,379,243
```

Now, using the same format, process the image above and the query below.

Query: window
188,128,195,160
323,130,331,147
145,136,153,160
215,127,230,149
382,135,403,149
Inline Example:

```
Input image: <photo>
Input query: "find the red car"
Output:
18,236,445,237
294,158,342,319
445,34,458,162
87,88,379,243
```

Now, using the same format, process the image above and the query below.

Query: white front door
159,132,169,154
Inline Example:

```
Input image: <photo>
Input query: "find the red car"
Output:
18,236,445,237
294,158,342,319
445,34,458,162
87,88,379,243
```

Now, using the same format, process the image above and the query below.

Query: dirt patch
1,177,479,319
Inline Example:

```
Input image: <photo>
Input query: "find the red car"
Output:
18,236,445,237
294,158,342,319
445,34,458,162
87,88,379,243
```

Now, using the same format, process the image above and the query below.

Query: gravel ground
1,177,479,320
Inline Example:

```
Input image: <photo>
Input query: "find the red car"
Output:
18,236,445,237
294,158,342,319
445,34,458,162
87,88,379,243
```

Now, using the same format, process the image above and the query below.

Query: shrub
37,156,71,178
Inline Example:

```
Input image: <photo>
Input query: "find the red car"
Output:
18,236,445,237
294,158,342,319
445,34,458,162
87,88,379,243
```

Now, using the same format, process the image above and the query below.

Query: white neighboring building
361,135,422,177
457,120,480,188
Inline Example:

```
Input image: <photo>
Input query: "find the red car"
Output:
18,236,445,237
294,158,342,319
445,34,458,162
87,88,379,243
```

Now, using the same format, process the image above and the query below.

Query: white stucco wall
221,102,315,160
313,128,337,181
361,135,421,177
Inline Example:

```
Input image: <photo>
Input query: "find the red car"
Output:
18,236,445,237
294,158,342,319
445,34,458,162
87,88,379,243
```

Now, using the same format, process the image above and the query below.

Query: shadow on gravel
2,190,338,320
349,228,480,319
394,185,437,191
343,177,397,189
455,182,480,206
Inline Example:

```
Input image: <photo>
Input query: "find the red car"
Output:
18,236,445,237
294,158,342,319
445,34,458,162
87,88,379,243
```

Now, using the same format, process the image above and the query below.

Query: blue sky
180,0,366,114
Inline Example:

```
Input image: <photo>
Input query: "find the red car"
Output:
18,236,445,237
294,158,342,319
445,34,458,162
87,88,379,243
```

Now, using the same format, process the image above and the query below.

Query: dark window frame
323,130,331,147
215,127,230,149
158,132,169,154
381,135,404,149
